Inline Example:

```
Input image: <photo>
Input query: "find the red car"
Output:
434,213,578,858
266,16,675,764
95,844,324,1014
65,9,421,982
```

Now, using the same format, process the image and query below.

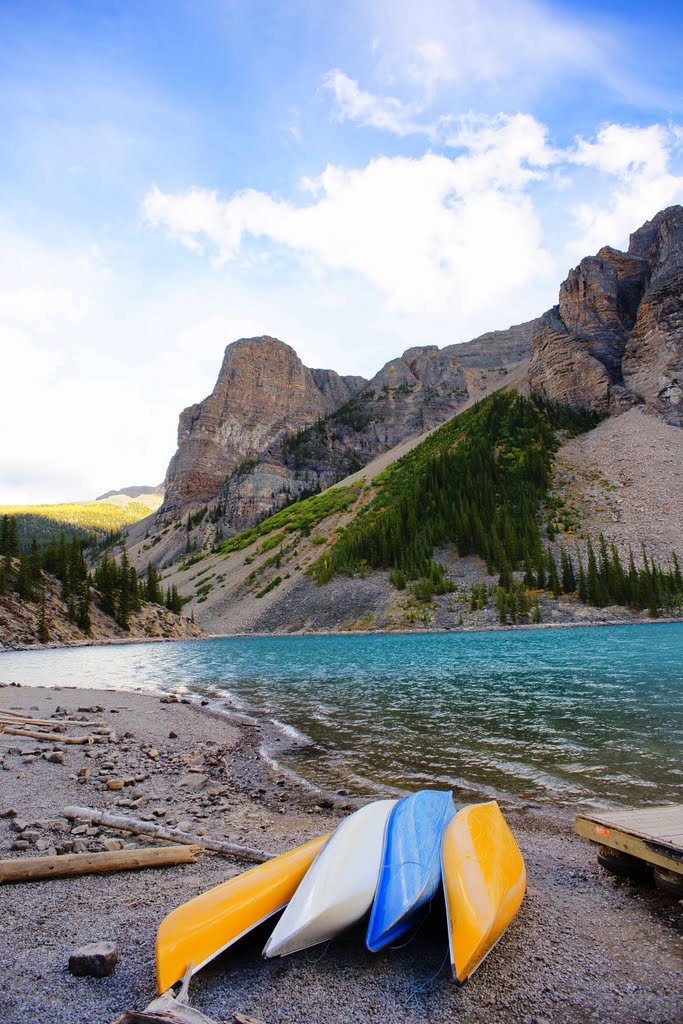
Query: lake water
1,623,681,807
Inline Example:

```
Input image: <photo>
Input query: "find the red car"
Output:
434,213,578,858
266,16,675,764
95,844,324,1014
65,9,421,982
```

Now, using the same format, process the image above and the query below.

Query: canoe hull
156,834,328,992
367,789,455,952
263,798,397,958
442,801,526,983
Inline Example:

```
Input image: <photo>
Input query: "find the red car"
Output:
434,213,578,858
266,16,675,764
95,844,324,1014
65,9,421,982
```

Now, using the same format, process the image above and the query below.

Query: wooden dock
575,804,683,891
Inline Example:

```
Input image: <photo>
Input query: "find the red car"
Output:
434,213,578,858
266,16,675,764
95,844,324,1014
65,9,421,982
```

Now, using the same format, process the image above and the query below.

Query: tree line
1,515,184,639
311,392,682,616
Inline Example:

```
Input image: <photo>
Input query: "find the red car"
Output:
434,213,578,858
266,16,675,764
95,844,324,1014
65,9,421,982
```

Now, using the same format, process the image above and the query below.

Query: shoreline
2,611,681,654
0,683,681,1024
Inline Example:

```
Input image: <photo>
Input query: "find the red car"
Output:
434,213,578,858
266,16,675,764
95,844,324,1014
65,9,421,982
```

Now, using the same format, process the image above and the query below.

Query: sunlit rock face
530,206,683,425
161,336,357,513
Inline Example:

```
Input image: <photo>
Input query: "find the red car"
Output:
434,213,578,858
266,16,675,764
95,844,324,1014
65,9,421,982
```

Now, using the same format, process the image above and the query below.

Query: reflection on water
1,623,681,806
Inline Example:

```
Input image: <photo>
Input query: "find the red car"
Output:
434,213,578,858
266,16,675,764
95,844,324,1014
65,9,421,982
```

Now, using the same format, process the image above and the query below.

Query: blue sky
1,0,683,502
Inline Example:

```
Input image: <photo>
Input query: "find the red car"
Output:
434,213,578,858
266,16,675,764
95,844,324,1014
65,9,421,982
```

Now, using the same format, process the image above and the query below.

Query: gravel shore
0,684,681,1024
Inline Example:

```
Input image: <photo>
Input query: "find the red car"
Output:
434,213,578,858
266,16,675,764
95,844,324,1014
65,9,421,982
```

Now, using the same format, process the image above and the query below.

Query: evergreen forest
311,392,683,619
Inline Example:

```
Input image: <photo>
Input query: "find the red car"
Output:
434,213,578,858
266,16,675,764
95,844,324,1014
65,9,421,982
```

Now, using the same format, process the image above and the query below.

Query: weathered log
112,965,222,1024
62,806,271,863
0,714,99,727
0,845,205,884
0,726,93,744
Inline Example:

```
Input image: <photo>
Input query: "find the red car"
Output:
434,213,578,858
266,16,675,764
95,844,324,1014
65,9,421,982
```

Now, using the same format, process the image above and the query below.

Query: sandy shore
0,684,681,1024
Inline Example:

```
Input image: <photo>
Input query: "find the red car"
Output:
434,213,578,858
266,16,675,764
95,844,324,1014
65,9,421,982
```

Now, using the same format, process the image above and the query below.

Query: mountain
96,484,164,501
530,206,683,424
119,206,683,635
159,324,536,535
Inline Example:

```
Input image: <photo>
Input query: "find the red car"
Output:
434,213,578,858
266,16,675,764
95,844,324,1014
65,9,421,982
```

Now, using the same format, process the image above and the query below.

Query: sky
1,0,683,503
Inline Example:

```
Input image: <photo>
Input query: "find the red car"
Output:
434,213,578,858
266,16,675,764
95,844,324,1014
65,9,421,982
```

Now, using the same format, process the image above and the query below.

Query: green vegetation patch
256,575,283,598
0,501,153,547
218,487,361,556
311,392,600,592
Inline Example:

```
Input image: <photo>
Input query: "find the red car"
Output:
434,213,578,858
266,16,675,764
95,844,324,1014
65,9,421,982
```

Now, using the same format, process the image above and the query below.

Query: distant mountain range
96,484,164,502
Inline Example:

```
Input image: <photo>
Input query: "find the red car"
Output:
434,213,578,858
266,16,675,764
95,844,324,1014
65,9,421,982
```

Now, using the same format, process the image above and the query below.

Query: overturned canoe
263,799,397,958
366,789,455,952
442,800,526,983
156,833,329,992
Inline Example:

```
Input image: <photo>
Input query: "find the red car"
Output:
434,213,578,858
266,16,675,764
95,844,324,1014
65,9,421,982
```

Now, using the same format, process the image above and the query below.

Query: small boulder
68,941,118,978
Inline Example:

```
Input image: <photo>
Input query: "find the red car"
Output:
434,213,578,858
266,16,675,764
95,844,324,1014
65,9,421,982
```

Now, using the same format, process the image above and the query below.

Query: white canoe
263,798,397,958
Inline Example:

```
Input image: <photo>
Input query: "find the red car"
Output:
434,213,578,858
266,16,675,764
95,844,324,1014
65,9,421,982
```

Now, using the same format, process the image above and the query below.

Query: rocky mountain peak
161,336,360,513
530,205,683,424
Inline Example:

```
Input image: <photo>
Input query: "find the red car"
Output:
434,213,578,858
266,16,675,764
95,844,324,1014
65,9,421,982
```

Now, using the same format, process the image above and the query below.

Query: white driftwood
0,726,93,744
62,806,271,863
0,714,99,727
0,845,204,884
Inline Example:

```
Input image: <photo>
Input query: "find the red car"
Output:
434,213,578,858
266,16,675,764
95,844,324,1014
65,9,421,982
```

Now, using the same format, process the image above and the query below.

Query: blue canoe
366,789,456,952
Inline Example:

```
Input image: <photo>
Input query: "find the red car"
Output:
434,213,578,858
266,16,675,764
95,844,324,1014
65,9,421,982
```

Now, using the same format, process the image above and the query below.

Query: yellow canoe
156,833,329,992
441,800,526,983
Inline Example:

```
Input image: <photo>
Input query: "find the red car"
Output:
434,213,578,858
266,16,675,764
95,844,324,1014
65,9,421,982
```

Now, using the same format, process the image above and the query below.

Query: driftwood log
0,726,94,744
0,845,205,884
0,713,99,727
63,806,272,863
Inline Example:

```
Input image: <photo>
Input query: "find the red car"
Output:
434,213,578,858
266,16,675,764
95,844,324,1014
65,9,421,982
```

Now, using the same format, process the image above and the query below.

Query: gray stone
68,941,118,978
102,838,125,852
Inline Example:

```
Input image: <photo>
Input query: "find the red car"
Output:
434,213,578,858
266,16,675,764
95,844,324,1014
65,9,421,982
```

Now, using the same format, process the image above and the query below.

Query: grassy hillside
312,393,598,586
305,391,681,617
0,501,155,547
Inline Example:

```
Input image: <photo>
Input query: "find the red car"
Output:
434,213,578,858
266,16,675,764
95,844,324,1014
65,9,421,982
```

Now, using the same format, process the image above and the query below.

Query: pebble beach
0,682,681,1024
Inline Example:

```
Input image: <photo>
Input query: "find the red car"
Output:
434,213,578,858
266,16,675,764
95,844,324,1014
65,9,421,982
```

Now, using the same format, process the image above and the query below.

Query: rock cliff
161,325,534,533
530,206,683,423
161,337,361,514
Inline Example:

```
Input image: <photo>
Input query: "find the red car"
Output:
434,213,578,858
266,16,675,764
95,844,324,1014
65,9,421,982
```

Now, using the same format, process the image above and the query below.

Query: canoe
263,798,397,958
156,833,329,992
366,789,455,952
441,800,526,983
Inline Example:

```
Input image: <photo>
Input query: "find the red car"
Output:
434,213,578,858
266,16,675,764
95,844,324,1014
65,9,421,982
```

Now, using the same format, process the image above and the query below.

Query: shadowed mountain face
529,205,683,424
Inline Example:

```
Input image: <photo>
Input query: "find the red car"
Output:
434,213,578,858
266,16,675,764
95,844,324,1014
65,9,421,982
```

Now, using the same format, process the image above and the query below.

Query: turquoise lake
1,623,681,807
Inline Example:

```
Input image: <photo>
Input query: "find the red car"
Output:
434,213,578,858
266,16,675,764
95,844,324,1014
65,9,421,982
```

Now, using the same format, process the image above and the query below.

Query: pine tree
77,582,91,635
145,562,163,605
117,545,131,631
16,553,33,601
496,587,507,624
587,541,606,606
560,547,576,593
547,549,561,598
29,536,42,583
37,595,50,644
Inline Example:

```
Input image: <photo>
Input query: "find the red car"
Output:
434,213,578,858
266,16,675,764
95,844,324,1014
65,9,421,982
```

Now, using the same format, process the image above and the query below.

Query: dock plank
575,804,683,876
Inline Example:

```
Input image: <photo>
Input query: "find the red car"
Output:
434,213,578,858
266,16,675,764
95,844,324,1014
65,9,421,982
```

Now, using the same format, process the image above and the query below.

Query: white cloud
365,0,612,100
144,113,558,319
323,70,422,137
568,124,683,253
